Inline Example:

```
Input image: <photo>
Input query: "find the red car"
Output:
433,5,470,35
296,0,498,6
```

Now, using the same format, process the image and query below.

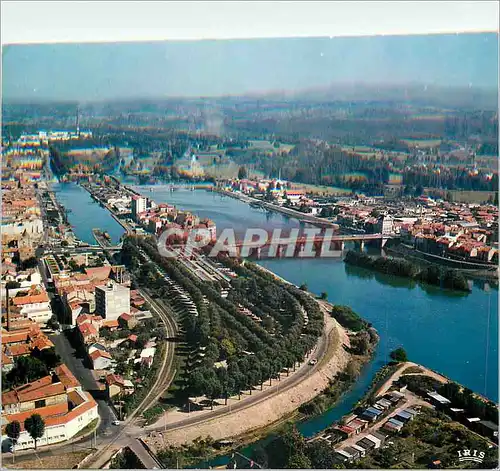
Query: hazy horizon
2,33,498,102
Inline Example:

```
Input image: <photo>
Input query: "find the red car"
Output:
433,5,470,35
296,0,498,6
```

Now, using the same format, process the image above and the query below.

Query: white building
95,281,130,321
10,288,52,325
131,196,147,221
1,365,99,451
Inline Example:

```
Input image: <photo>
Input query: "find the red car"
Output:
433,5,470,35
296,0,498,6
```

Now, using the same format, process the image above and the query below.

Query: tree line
344,250,471,292
121,236,324,405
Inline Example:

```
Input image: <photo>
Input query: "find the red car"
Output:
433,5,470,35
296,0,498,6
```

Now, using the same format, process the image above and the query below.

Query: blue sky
2,33,498,101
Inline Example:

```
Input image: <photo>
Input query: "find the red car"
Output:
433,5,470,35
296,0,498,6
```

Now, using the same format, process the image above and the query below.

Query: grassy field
401,138,442,148
67,147,110,159
4,451,91,469
449,190,496,204
290,182,352,196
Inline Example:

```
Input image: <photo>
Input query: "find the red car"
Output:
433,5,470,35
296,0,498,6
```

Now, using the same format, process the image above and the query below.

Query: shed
384,421,403,433
346,418,368,434
477,420,499,438
360,410,378,422
427,391,451,405
365,434,382,449
395,410,413,422
356,437,376,451
344,446,361,460
375,398,392,409
335,449,353,462
366,406,383,417
350,444,366,457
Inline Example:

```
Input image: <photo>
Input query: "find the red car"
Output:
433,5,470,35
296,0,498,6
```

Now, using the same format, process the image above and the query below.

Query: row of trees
121,236,324,404
5,413,45,454
344,250,471,292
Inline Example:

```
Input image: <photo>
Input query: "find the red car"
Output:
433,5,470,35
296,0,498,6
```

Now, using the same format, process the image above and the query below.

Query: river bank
143,308,352,450
52,182,499,446
214,188,338,228
344,250,471,292
386,244,499,281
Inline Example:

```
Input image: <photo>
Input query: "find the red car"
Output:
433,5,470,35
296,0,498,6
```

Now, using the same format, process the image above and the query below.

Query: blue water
54,183,498,445
52,182,125,245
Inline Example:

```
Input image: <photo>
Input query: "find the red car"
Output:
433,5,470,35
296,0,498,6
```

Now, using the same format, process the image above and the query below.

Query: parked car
309,359,317,366
112,420,120,426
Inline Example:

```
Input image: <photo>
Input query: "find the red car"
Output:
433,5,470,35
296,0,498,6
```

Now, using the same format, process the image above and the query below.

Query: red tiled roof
119,313,132,321
78,323,98,338
84,266,112,280
12,292,49,306
2,352,13,365
102,319,119,328
90,349,112,361
128,334,138,342
54,364,80,390
31,336,54,351
4,402,69,432
6,344,31,357
2,379,66,406
105,373,124,386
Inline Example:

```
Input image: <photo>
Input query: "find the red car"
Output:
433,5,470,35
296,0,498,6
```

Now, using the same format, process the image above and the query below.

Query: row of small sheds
383,407,419,433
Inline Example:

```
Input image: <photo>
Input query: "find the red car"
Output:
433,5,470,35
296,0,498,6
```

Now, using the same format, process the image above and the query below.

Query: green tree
320,291,328,300
6,420,21,462
24,414,45,450
288,452,312,469
238,166,248,180
220,338,236,359
390,347,408,363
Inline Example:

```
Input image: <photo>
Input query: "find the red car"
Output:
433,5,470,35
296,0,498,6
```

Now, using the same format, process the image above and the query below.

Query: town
1,24,498,468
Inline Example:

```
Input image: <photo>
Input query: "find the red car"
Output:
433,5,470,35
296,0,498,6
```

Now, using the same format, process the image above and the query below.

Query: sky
1,2,499,102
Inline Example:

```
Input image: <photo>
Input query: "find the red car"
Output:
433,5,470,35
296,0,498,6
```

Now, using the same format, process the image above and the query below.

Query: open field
247,139,295,153
290,182,352,196
4,451,91,469
401,138,442,148
449,190,496,204
67,147,111,159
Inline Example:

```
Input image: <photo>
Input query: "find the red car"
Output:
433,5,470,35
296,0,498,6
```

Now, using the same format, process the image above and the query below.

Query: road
81,278,178,468
376,361,449,397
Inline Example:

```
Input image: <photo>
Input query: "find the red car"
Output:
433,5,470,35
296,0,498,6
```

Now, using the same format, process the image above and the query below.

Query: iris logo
457,449,485,464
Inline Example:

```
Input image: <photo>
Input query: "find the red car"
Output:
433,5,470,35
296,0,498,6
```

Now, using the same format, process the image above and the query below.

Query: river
52,183,498,444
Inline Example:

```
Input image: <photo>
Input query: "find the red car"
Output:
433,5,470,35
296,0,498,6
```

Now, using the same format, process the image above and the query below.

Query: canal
53,183,498,449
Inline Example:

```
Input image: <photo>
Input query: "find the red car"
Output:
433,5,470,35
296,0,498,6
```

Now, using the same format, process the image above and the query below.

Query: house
10,287,52,326
140,347,156,369
118,312,138,330
87,343,108,356
337,425,356,438
89,349,113,370
349,444,366,458
2,384,99,451
360,406,383,422
105,373,134,399
334,449,354,463
77,322,99,345
2,353,13,373
344,446,361,460
375,398,392,410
